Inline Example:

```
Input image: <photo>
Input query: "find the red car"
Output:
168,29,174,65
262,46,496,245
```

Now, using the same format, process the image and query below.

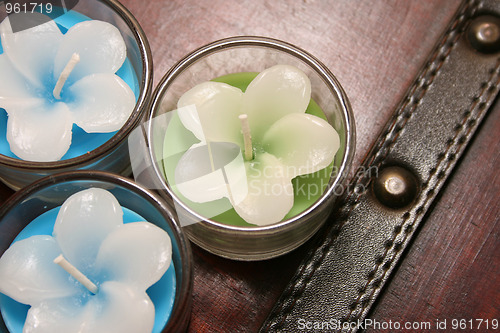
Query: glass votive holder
145,36,355,261
0,0,153,191
0,171,192,333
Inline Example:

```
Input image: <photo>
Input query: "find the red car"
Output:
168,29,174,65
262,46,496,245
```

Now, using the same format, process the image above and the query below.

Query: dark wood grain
3,0,499,332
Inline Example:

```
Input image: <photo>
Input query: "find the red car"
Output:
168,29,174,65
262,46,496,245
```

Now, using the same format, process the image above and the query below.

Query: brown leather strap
261,0,500,331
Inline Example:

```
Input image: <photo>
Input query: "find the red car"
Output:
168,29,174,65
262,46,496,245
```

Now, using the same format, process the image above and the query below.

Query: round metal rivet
373,166,419,209
467,15,500,53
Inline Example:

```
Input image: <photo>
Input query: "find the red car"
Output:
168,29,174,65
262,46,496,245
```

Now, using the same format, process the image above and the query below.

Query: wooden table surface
1,0,499,332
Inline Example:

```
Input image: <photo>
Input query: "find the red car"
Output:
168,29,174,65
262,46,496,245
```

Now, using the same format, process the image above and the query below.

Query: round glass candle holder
0,0,153,191
147,36,355,261
0,171,192,333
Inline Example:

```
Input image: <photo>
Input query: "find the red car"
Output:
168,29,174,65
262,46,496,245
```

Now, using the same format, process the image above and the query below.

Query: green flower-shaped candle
172,65,340,226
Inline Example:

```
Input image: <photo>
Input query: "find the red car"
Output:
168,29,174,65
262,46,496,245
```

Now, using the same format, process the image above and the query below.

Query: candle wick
239,114,253,161
54,254,98,294
206,141,216,172
53,53,80,100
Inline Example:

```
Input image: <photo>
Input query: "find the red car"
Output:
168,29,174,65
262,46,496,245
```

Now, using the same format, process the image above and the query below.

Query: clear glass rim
148,36,356,234
0,0,153,170
0,170,193,331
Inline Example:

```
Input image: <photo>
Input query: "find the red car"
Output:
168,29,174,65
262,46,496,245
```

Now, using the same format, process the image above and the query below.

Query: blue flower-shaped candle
0,188,173,333
0,14,135,162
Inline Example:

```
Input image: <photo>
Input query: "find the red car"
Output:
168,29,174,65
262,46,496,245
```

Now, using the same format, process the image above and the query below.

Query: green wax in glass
162,72,336,227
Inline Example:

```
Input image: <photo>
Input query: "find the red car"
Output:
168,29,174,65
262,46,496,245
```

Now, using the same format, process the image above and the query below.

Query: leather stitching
345,57,500,329
262,0,486,331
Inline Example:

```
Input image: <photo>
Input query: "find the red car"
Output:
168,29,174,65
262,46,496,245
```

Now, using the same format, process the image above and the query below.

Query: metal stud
467,15,500,54
373,166,419,209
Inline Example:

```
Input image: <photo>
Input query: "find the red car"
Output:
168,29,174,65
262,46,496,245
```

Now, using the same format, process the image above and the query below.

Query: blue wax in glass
0,207,176,333
0,10,140,161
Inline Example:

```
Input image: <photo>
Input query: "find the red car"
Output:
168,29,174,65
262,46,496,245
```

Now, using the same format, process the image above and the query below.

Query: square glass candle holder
145,36,355,261
0,0,153,191
0,171,192,333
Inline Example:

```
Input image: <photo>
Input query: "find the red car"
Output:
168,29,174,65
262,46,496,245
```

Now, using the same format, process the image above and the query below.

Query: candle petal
24,282,154,333
177,81,244,145
174,141,246,204
88,282,155,333
0,236,79,306
263,113,340,178
24,297,93,333
0,15,63,89
68,73,135,133
95,223,171,290
232,153,294,225
241,64,311,141
54,20,126,85
53,189,123,273
6,102,73,162
0,54,40,108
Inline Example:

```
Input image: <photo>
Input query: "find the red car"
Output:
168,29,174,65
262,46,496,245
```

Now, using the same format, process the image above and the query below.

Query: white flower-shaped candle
173,65,340,226
0,15,135,162
0,188,172,333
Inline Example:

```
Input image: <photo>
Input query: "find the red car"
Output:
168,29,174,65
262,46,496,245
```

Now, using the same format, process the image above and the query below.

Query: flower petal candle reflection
0,188,172,333
171,65,340,226
0,14,135,162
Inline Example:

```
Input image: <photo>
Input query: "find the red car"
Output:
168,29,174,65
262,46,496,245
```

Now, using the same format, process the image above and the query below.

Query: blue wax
0,10,140,161
0,207,176,333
